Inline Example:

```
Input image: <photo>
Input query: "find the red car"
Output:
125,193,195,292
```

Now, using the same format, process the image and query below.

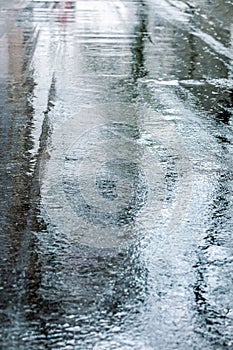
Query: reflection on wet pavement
0,0,233,349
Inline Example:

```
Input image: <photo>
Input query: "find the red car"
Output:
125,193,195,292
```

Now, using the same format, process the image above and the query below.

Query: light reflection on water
0,0,232,349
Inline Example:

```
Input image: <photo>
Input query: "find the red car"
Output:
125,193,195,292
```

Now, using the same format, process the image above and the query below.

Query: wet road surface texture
0,0,233,349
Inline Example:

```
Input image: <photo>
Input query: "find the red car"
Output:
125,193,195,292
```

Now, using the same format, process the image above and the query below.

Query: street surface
0,0,233,349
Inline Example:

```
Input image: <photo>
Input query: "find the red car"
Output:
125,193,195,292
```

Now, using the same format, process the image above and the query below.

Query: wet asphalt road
0,0,233,349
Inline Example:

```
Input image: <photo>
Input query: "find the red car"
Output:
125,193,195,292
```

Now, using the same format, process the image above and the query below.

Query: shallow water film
0,0,233,349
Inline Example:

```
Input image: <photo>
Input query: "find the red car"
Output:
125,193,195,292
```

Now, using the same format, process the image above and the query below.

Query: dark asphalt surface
0,1,233,349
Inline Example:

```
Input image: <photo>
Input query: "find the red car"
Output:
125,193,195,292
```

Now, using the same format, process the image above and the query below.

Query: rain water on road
0,0,233,349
